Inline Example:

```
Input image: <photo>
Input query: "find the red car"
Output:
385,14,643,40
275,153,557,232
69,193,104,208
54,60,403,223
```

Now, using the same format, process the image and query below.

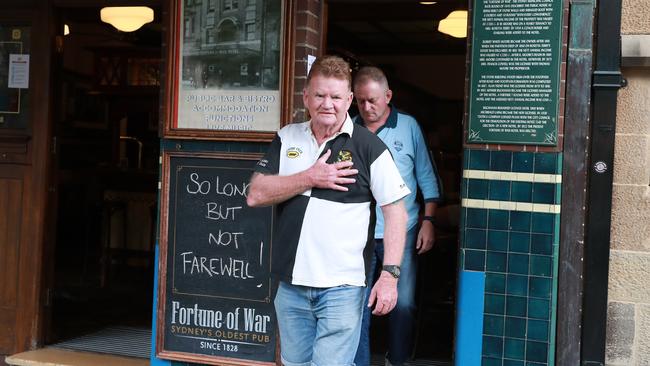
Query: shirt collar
306,113,354,139
354,103,397,134
340,114,354,136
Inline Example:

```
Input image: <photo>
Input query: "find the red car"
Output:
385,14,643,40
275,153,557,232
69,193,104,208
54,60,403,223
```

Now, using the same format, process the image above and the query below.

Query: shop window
184,17,193,37
245,23,255,41
223,0,238,11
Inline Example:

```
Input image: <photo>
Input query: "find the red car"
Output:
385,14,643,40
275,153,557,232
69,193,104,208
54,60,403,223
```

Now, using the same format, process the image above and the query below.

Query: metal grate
50,326,452,365
51,326,151,359
370,354,452,366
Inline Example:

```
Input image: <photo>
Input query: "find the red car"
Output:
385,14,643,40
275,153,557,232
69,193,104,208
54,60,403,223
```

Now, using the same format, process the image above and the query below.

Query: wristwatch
422,215,436,224
382,265,401,279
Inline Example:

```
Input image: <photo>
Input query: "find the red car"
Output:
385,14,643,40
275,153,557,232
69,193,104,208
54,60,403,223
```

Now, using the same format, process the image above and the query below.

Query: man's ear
386,89,393,103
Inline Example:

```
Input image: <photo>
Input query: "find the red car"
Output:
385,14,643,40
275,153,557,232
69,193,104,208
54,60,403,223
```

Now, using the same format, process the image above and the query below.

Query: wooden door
0,166,25,354
0,0,54,355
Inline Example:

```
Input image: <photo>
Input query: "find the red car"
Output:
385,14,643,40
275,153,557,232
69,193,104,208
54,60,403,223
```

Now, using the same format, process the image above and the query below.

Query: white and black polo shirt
254,115,410,288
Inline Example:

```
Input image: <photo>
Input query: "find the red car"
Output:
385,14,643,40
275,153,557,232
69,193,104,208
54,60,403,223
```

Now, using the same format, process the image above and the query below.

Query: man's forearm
424,202,437,217
380,199,408,266
246,171,313,207
248,149,358,207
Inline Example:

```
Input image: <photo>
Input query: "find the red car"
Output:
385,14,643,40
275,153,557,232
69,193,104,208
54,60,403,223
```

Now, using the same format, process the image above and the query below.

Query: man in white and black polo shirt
247,55,409,366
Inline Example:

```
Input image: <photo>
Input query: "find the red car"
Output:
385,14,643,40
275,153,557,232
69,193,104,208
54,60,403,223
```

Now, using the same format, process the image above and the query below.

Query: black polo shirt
254,116,409,287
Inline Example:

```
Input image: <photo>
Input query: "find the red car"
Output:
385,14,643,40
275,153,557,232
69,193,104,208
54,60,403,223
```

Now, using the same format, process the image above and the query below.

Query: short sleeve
370,149,411,206
254,134,282,175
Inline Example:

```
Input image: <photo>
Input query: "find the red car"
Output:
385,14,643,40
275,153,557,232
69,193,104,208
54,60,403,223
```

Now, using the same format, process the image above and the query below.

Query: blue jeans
354,227,418,366
274,281,365,366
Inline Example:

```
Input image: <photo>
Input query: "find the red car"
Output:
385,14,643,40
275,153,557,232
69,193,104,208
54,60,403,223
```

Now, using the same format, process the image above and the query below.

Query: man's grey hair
353,66,390,91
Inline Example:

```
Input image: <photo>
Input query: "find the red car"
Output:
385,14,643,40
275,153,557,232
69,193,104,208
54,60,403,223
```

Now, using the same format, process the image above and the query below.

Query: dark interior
327,0,467,362
49,1,465,363
49,5,161,342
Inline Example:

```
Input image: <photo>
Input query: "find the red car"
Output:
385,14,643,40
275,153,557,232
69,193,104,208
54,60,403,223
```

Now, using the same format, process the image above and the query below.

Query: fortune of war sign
468,0,563,145
157,152,277,365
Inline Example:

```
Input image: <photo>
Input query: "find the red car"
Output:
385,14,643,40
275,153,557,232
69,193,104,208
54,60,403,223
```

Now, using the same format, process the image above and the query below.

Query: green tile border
461,150,563,366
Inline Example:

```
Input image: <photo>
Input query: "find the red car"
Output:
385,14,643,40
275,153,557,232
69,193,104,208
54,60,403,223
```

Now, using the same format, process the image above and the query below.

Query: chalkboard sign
156,151,277,365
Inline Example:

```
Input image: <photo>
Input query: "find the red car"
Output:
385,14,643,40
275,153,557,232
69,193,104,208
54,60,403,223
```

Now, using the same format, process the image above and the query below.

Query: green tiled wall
460,149,562,366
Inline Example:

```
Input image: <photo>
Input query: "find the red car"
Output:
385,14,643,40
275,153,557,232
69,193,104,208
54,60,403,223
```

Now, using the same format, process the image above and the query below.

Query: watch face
384,265,400,278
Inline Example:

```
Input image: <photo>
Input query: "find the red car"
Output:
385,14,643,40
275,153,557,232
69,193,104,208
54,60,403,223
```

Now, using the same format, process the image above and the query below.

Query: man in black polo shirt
247,55,409,366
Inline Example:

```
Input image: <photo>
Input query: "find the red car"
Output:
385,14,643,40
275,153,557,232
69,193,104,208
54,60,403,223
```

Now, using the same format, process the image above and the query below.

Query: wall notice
468,0,563,145
8,54,29,89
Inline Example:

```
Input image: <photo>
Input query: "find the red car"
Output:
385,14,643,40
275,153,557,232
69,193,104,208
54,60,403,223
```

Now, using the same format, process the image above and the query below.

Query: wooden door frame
0,0,55,354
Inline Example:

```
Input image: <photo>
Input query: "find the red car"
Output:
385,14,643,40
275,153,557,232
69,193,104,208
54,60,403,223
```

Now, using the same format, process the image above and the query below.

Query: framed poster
0,25,30,130
165,0,292,141
156,151,278,365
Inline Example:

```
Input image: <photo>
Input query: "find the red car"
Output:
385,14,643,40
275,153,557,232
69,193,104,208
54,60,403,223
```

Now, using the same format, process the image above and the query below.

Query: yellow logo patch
336,150,353,163
286,147,302,158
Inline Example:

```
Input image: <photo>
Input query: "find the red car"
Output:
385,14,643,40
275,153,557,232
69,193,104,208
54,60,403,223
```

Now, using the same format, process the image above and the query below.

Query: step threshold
5,348,149,366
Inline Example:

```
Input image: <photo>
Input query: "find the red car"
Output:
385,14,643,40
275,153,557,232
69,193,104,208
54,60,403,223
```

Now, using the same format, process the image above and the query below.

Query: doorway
326,0,467,363
46,5,161,357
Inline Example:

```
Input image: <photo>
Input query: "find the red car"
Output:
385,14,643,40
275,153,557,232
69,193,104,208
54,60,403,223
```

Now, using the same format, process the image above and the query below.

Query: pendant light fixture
100,6,154,32
438,10,468,38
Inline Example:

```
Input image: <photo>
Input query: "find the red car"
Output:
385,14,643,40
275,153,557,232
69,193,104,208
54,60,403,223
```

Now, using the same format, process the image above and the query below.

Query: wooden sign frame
163,0,295,142
156,150,279,365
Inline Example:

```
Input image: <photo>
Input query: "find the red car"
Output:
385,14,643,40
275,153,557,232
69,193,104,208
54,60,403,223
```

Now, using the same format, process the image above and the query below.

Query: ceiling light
438,10,468,38
100,6,154,32
64,24,70,36
420,1,437,4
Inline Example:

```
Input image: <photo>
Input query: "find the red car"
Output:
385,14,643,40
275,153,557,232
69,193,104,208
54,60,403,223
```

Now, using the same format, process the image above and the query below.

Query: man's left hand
367,272,398,315
416,220,435,254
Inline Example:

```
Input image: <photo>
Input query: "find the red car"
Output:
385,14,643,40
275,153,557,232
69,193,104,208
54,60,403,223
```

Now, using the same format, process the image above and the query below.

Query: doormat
50,326,451,364
50,326,151,359
370,354,452,366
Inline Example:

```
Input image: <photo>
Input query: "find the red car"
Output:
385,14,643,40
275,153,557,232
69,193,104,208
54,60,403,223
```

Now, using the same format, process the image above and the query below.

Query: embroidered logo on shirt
286,147,302,158
336,150,353,163
257,159,269,168
393,140,403,152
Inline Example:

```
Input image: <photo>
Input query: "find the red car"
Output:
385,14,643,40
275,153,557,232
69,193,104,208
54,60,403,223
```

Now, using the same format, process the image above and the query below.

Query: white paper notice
307,55,316,75
8,54,29,89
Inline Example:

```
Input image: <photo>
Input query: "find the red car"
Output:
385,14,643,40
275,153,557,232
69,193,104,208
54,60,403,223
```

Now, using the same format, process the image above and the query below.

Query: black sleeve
254,134,282,175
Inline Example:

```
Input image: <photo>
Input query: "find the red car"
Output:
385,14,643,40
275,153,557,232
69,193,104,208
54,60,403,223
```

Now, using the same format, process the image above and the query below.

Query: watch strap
382,265,401,279
422,215,436,223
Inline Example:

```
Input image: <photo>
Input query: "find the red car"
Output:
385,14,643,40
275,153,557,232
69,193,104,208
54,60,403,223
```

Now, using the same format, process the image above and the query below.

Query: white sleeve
370,150,411,206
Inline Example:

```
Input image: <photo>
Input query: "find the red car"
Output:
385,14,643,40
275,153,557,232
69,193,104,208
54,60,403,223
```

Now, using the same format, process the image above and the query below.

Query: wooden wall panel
0,169,24,354
0,309,16,353
0,0,53,354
